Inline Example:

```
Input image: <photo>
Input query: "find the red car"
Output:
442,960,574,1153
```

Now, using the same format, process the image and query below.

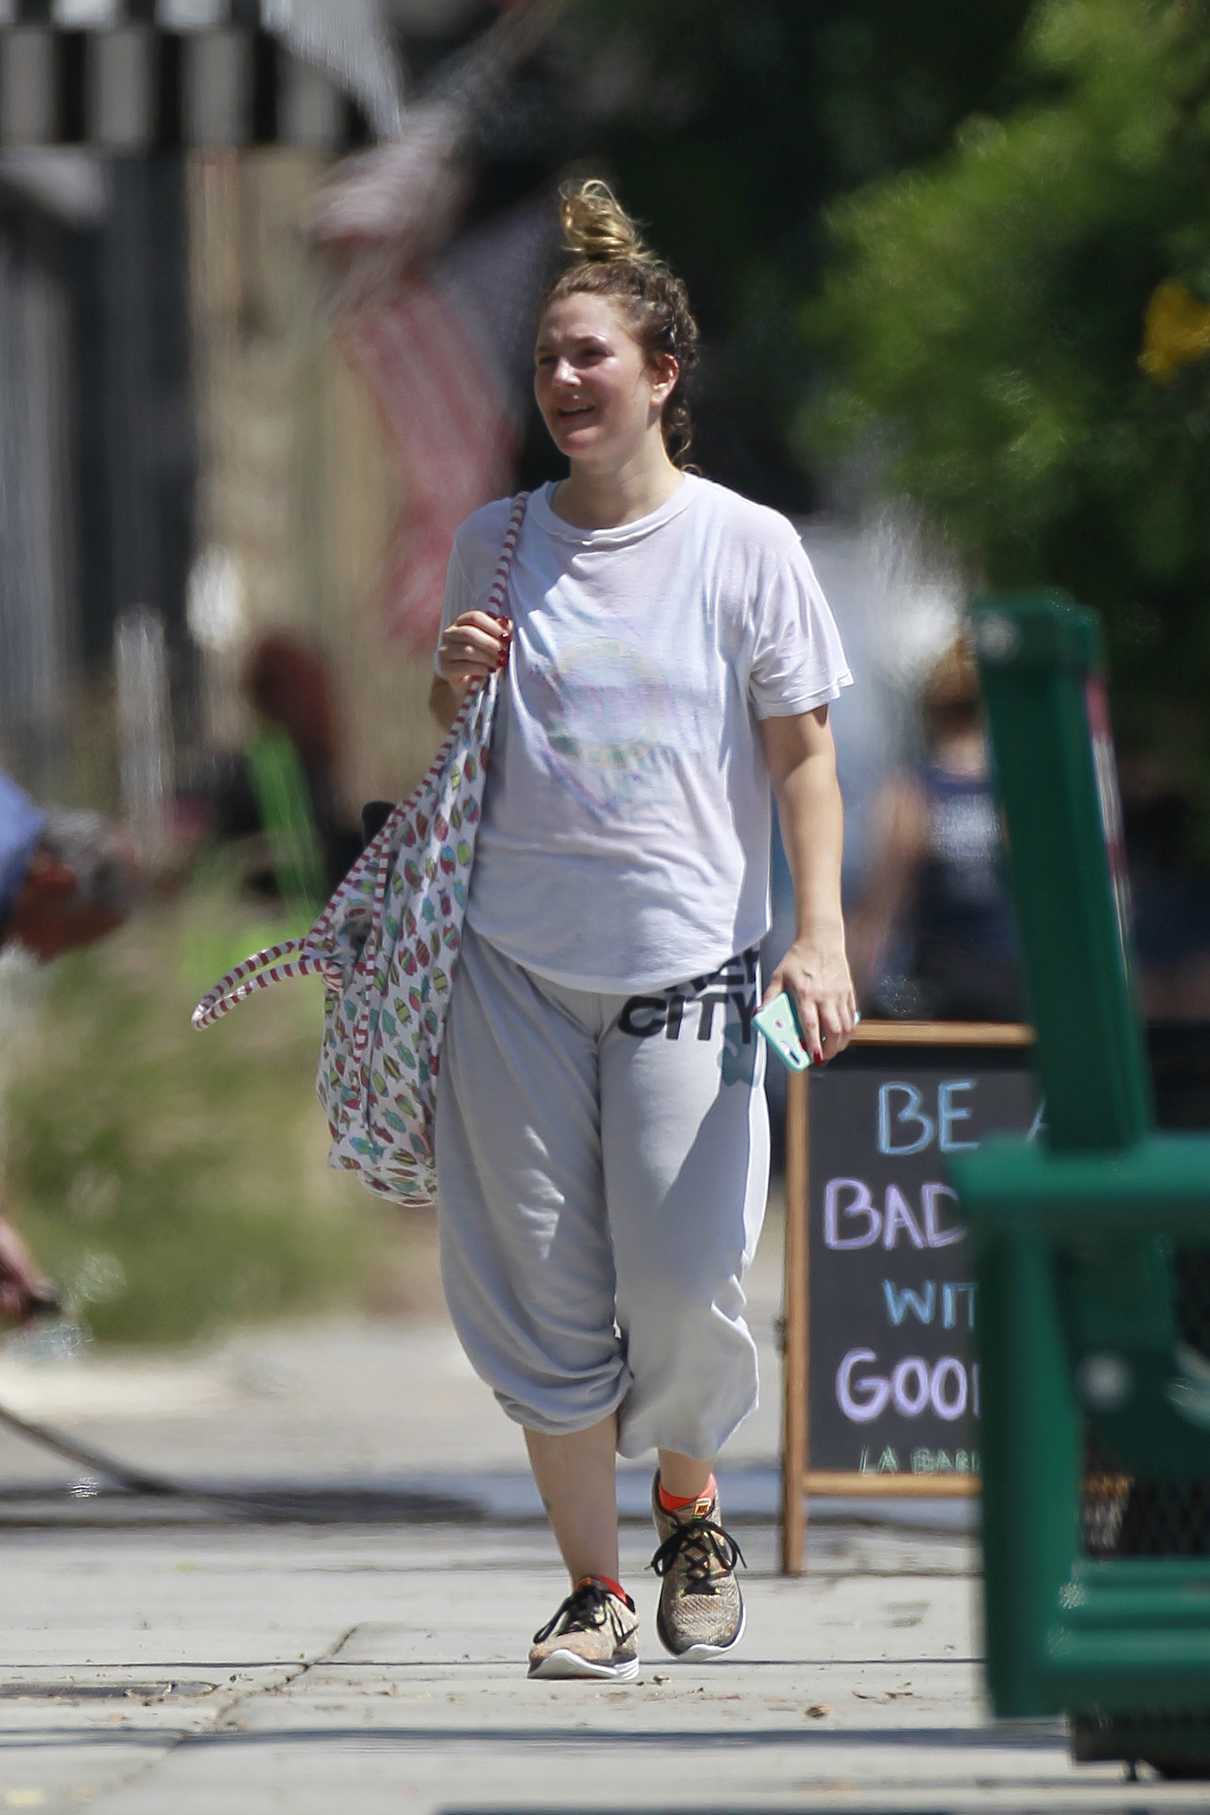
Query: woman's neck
552,445,684,530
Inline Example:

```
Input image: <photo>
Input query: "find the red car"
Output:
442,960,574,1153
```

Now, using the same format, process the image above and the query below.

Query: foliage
0,891,415,1347
560,0,1034,509
806,0,1210,781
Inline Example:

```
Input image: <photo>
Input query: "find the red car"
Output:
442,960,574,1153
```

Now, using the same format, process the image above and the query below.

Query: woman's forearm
775,748,846,951
760,708,856,1054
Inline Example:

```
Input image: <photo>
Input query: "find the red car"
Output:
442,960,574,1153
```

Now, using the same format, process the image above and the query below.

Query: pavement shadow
0,1723,1067,1752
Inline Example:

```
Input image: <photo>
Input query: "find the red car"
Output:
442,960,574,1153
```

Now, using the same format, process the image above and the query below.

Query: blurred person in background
1120,754,1210,1022
847,635,1024,1025
176,631,362,920
430,180,855,1682
0,773,140,1322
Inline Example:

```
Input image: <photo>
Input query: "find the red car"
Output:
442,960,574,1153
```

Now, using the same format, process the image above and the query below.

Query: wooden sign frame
779,1018,1033,1575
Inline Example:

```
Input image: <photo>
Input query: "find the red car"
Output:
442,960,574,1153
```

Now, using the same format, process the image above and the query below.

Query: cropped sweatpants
434,923,770,1460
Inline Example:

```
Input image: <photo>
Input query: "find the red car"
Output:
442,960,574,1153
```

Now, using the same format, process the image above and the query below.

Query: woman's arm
845,776,928,1000
759,705,857,1064
428,677,465,732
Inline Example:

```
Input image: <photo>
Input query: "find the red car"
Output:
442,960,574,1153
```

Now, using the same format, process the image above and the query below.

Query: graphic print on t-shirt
529,631,708,821
443,475,852,991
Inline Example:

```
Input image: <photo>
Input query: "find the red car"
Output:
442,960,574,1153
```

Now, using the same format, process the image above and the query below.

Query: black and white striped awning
0,1,402,149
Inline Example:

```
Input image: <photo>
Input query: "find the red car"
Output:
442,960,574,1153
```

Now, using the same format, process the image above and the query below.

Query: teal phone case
753,994,861,1072
753,992,812,1071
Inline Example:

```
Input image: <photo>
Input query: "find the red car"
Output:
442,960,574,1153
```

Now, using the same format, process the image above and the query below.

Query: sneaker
527,1577,640,1681
649,1475,746,1661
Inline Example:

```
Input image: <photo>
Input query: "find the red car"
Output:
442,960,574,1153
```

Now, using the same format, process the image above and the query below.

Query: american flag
311,0,564,651
341,195,552,649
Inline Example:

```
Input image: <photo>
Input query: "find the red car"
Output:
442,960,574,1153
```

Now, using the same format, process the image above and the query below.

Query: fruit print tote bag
191,493,527,1206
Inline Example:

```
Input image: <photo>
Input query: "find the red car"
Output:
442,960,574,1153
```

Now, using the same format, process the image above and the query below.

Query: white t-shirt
438,473,852,992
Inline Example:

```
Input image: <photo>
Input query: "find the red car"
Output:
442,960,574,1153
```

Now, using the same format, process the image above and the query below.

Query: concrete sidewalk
0,1228,1202,1811
0,1519,1195,1814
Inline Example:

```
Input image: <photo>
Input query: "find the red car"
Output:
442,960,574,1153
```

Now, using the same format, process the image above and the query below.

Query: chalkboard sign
808,1050,1037,1474
779,1022,1037,1573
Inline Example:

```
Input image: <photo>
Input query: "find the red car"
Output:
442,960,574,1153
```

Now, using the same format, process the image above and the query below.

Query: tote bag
191,493,527,1206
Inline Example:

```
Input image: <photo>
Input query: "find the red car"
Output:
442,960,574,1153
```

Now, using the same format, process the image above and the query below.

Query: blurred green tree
805,0,1210,788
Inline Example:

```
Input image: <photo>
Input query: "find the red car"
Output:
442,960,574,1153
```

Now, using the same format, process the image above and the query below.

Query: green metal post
978,1231,1082,1716
950,592,1210,1735
972,595,1152,1151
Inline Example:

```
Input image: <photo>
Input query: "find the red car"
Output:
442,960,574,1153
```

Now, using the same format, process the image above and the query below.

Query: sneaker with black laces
649,1474,746,1661
527,1576,640,1681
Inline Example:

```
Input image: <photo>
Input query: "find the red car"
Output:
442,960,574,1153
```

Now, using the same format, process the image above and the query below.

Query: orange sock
658,1474,716,1513
580,1573,632,1607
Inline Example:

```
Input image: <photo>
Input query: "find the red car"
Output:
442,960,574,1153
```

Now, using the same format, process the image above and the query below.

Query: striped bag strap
191,491,528,1031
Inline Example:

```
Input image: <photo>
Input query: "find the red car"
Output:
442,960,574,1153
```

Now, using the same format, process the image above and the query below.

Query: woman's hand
762,936,858,1066
435,612,511,688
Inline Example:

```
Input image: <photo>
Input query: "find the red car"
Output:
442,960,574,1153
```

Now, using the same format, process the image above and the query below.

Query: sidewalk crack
86,1625,366,1810
209,1622,363,1728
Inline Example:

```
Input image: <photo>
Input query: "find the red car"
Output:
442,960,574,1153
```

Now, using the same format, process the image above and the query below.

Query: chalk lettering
932,1356,969,1419
882,1279,977,1330
938,1080,978,1151
825,1181,966,1251
923,1181,964,1247
823,1179,880,1249
876,1447,900,1472
912,1448,958,1473
836,1349,982,1424
895,1358,931,1417
942,1281,977,1330
877,1079,993,1155
912,1447,979,1472
837,1348,890,1421
858,1445,905,1474
877,1082,933,1156
882,1279,936,1327
883,1185,926,1249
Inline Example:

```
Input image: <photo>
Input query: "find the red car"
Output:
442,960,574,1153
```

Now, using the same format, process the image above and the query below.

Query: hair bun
559,178,654,266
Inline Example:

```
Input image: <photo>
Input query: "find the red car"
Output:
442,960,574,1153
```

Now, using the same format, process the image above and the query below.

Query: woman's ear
648,352,679,403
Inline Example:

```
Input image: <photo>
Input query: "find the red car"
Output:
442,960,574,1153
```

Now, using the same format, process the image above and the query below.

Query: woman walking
430,180,856,1679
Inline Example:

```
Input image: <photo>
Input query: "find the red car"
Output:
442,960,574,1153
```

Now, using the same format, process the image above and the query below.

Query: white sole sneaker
663,1604,746,1663
528,1649,641,1681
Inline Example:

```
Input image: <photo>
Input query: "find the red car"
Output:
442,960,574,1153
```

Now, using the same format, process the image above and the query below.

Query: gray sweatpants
435,924,770,1460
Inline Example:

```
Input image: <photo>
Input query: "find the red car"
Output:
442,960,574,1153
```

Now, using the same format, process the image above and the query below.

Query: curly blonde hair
542,179,700,468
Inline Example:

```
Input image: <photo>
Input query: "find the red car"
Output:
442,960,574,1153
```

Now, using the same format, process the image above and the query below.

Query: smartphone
753,993,860,1072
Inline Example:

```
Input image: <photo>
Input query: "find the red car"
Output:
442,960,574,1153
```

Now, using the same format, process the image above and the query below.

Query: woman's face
533,293,676,468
